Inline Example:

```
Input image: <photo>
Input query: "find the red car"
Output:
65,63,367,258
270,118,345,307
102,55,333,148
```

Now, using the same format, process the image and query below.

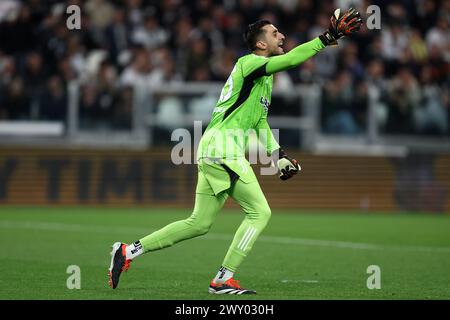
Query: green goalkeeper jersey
197,37,325,162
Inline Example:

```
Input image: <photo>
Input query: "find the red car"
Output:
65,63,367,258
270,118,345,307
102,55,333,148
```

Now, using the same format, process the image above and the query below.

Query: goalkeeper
109,8,362,294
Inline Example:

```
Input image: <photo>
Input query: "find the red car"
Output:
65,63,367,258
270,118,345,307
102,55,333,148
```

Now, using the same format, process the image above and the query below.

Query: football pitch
1,207,449,300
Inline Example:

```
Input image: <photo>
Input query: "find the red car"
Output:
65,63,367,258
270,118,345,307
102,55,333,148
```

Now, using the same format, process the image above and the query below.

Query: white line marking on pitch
1,220,450,254
281,279,319,284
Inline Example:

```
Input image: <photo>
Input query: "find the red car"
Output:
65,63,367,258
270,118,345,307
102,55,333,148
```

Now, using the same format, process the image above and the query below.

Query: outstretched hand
320,7,363,46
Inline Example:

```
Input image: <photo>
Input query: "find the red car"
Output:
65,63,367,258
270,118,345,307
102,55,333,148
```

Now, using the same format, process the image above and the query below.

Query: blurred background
0,0,449,213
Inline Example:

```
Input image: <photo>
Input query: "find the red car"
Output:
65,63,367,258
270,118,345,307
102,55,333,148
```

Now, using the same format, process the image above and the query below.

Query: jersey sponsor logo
260,97,270,112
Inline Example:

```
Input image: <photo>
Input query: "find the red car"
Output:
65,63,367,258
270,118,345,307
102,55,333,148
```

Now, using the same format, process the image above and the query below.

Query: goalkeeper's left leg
209,177,271,294
221,178,272,271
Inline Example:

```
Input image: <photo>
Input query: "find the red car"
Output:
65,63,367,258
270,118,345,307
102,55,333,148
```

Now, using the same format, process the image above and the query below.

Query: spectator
425,14,449,57
131,13,169,50
427,45,449,84
338,41,364,80
322,71,362,135
149,48,183,84
385,68,421,134
3,77,30,119
0,3,35,54
415,65,448,135
85,0,114,44
365,59,387,91
171,16,193,76
0,1,20,24
39,75,67,122
22,52,48,118
297,59,317,84
381,22,409,62
408,29,428,65
211,50,236,82
416,0,440,34
0,54,16,87
104,8,131,64
119,48,152,87
224,11,245,52
185,36,211,81
124,0,145,29
190,16,225,54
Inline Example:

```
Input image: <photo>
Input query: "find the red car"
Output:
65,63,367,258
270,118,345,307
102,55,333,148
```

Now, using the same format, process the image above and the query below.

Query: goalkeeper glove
276,149,301,181
319,7,363,46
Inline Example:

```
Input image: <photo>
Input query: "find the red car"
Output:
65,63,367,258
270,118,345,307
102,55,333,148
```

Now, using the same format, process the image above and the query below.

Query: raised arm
265,37,325,75
265,7,363,75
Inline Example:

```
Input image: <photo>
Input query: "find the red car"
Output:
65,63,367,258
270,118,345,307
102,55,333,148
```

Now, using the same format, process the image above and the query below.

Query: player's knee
256,204,271,224
246,204,271,223
261,205,272,222
192,221,212,236
185,216,211,236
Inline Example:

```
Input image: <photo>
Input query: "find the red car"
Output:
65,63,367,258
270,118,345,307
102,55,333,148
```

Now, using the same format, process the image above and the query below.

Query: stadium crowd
0,0,448,135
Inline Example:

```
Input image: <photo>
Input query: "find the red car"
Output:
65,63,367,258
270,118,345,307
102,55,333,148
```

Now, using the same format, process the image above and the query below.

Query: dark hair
243,20,271,51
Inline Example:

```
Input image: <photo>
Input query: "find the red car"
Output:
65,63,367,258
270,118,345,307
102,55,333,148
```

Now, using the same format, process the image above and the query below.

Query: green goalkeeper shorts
196,158,258,195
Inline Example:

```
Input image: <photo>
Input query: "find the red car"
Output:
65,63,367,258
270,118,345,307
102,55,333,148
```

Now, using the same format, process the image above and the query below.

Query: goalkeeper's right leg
138,192,227,251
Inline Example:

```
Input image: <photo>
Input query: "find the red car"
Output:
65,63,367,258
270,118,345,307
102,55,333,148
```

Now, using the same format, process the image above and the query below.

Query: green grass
0,207,450,300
